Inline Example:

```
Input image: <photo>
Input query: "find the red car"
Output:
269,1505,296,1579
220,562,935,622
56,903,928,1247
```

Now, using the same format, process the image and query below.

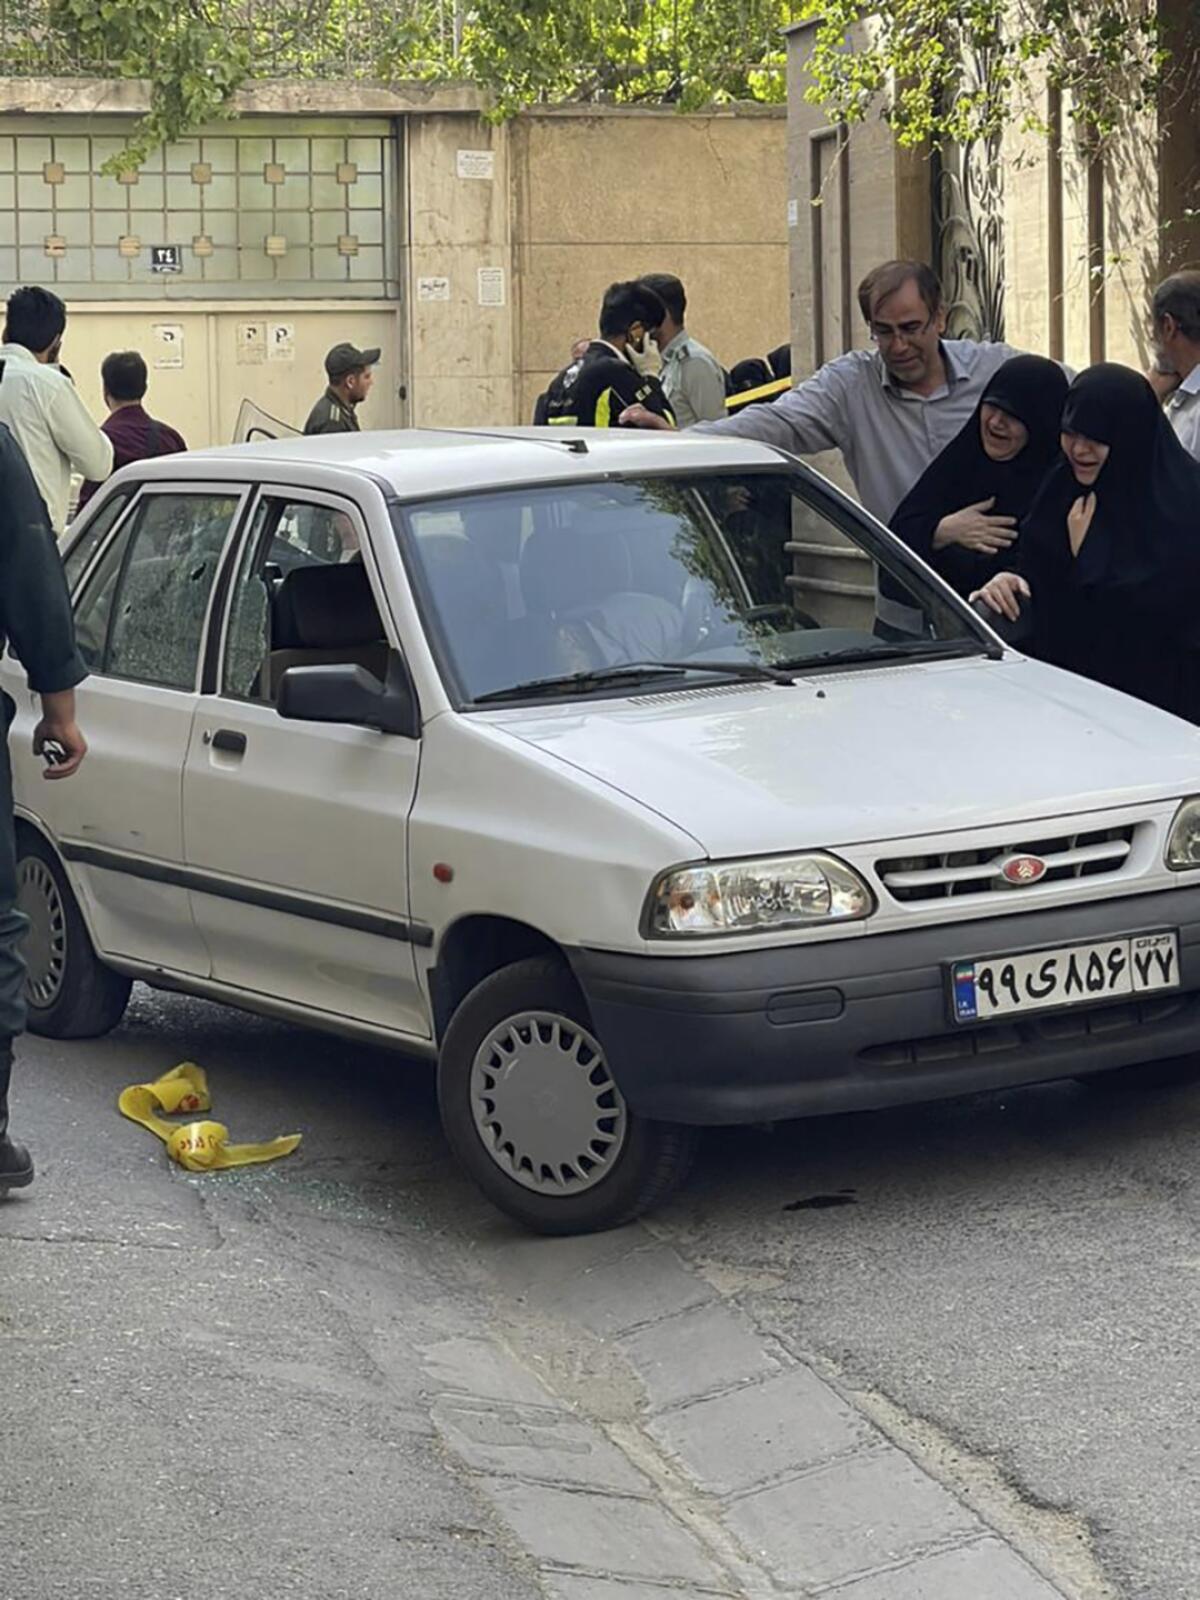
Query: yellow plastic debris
118,1062,301,1172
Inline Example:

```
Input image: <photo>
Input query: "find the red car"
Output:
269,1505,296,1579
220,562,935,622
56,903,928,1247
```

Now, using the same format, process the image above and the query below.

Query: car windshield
392,470,988,705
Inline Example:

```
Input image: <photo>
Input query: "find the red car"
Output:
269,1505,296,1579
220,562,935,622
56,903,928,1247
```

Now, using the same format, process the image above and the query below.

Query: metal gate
930,52,1006,342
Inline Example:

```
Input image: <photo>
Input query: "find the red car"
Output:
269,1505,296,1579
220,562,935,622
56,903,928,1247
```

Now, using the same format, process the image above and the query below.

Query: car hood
485,656,1200,857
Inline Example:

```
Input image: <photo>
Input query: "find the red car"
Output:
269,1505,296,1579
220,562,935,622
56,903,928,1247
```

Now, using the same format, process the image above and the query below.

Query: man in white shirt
1149,271,1200,460
0,287,113,534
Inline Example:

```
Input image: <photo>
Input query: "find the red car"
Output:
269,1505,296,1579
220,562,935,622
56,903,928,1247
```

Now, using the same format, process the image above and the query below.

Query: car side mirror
276,651,420,737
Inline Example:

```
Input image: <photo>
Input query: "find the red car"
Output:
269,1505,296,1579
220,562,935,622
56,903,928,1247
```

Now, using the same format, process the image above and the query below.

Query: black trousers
0,692,28,1105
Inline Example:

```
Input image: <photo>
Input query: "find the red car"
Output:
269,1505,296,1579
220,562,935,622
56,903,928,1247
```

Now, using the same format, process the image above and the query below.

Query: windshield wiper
472,658,795,706
774,638,1000,672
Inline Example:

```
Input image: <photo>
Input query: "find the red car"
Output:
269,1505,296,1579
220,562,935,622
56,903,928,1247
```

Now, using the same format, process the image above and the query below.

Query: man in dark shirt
77,350,186,511
304,342,380,436
538,282,674,428
532,336,591,424
0,423,88,1189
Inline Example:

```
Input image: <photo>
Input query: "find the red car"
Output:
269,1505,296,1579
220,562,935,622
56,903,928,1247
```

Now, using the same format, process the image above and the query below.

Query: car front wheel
16,830,132,1039
438,955,697,1235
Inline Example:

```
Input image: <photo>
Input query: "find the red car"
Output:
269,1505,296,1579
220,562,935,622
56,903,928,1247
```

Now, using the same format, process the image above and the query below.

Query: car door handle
210,729,247,755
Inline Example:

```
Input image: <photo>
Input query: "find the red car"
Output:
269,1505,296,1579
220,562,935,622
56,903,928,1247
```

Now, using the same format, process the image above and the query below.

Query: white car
11,429,1200,1233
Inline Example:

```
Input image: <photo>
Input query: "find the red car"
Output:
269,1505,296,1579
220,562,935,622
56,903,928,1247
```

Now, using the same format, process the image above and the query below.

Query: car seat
520,515,684,668
460,503,525,621
268,562,390,697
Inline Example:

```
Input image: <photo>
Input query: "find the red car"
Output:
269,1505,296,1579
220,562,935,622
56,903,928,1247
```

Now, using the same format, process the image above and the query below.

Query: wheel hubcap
470,1010,628,1195
16,857,66,1008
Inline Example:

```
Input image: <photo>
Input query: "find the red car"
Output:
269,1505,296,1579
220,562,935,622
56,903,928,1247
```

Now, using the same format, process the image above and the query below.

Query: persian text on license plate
951,931,1179,1023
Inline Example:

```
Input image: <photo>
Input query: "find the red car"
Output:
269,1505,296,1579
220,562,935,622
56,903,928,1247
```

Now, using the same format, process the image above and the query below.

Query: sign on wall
418,276,451,302
237,322,267,365
456,149,495,181
151,245,183,274
268,322,295,362
477,267,505,308
151,323,185,369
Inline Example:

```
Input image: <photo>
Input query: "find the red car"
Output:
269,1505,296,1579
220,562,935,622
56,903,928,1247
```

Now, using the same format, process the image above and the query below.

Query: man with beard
538,281,674,429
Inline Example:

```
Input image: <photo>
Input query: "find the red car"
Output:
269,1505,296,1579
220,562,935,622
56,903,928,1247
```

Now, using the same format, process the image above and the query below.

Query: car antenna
417,426,589,456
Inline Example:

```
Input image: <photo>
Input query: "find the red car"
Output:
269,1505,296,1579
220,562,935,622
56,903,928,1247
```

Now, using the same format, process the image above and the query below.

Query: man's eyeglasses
868,313,936,346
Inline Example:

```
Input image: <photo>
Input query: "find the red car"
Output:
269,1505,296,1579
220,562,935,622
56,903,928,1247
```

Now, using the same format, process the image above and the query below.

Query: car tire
438,955,698,1235
16,829,132,1040
1077,1054,1200,1092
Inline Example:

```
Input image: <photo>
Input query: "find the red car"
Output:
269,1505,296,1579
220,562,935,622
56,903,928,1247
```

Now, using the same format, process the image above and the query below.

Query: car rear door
11,482,249,976
180,485,429,1039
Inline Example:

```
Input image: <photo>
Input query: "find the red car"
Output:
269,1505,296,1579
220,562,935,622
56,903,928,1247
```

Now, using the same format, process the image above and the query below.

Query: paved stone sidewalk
425,1227,1079,1599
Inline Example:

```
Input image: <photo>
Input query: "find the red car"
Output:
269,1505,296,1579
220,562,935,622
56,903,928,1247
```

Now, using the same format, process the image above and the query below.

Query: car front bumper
567,886,1200,1125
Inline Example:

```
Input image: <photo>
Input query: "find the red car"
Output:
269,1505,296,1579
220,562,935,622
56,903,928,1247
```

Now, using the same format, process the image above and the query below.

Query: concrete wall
287,101,788,432
786,20,898,381
510,107,789,425
1000,108,1054,358
0,87,788,441
1098,107,1160,368
1003,96,1158,371
403,114,515,427
785,20,906,498
387,104,789,429
786,31,1166,386
63,301,404,445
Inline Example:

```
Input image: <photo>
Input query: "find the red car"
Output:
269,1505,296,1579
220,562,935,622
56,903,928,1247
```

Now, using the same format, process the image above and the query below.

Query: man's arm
0,430,87,776
47,375,113,482
624,354,858,453
600,362,673,428
691,359,854,454
33,688,86,779
76,416,115,511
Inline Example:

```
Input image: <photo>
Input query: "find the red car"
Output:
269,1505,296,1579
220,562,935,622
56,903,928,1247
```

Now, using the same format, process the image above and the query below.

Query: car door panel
17,675,208,973
183,704,425,1032
14,485,247,975
181,489,427,1037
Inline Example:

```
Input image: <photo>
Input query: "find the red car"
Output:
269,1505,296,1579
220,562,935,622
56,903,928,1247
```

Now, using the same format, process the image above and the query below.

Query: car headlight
1167,798,1200,869
647,853,874,937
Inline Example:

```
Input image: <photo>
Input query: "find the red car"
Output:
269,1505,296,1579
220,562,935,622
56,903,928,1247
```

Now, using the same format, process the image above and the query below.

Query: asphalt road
654,1076,1200,1600
0,989,546,1600
2,985,1197,1598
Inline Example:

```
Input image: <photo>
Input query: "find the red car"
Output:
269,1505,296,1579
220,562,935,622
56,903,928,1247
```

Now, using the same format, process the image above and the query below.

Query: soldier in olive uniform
303,342,381,436
640,273,728,428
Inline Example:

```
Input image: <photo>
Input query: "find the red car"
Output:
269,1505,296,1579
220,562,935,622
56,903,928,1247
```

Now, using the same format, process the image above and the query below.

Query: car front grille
877,824,1137,905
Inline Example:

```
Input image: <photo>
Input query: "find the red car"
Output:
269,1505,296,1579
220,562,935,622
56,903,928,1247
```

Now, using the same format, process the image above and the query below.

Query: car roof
136,426,793,502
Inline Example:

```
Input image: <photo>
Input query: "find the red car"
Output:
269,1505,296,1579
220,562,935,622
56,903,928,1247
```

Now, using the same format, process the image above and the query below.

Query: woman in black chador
976,362,1200,721
891,354,1069,598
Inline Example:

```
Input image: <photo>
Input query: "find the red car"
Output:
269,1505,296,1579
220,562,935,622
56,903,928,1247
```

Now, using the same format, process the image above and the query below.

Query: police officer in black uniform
304,342,381,436
0,424,88,1191
537,282,675,428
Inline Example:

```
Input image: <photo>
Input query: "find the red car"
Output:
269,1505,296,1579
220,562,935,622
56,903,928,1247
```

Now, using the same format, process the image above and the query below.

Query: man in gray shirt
1148,270,1200,461
640,272,728,427
622,260,1022,526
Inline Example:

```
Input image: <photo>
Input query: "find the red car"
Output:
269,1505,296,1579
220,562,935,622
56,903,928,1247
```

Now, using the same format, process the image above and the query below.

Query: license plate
951,931,1180,1023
